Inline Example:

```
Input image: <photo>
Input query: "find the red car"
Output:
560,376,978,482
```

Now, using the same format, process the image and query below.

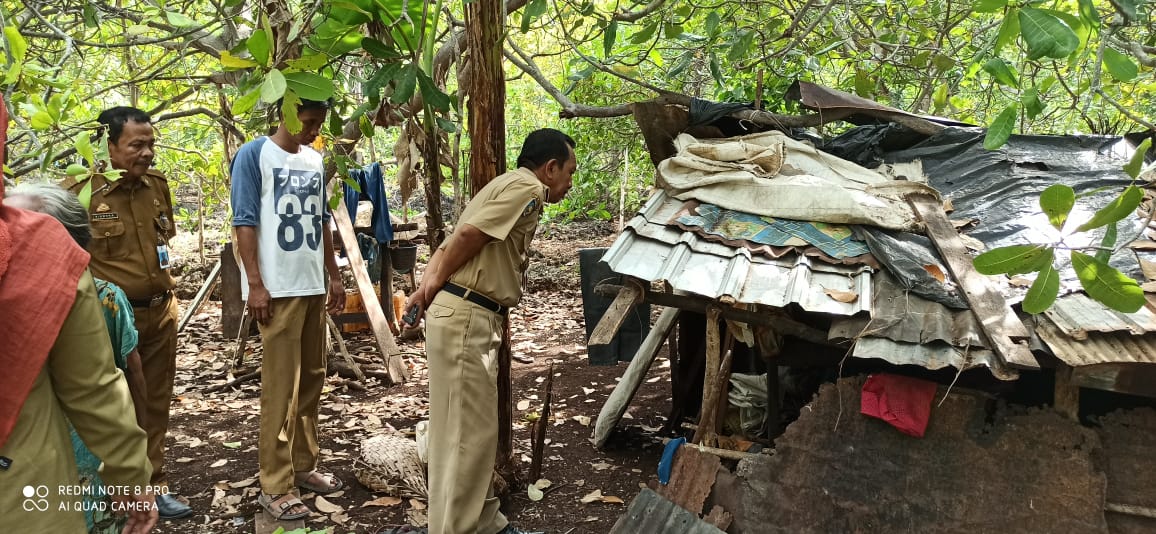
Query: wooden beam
593,307,681,448
331,207,409,384
1054,363,1080,421
588,282,644,346
693,307,724,447
1107,502,1156,520
178,259,221,334
594,283,838,347
379,242,398,335
220,241,244,336
907,194,1039,370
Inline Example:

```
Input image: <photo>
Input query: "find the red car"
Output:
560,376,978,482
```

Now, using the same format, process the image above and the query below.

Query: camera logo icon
22,485,49,512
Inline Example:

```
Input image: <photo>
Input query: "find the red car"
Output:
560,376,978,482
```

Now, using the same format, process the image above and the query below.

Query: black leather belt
128,290,172,308
442,282,508,316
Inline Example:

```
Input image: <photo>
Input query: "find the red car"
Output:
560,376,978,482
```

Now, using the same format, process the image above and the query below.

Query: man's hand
246,283,273,325
401,286,435,329
326,277,345,315
114,494,158,534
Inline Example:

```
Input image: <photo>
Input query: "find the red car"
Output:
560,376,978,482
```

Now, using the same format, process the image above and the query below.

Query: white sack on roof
658,131,935,231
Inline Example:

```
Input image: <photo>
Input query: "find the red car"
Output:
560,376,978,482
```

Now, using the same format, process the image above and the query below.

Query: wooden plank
692,307,724,447
221,241,245,336
253,510,303,534
595,283,837,347
594,308,681,448
588,283,644,346
379,242,397,333
332,207,408,384
907,194,1039,370
1054,363,1080,421
178,259,221,334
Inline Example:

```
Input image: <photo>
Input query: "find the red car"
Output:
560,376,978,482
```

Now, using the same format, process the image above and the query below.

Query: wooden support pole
907,193,1039,370
588,282,644,346
332,207,408,384
593,307,681,448
495,318,516,492
1054,363,1080,421
529,362,554,481
178,259,221,334
693,306,723,447
220,241,244,336
231,314,253,370
379,242,398,335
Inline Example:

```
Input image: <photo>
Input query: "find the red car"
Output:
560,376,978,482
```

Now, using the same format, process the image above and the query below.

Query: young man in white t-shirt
230,98,346,520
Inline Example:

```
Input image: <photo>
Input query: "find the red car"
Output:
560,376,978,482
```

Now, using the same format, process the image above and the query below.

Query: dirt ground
156,221,675,533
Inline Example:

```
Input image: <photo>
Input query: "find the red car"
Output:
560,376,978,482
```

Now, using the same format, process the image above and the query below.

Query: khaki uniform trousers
426,291,509,534
257,294,327,494
132,294,178,487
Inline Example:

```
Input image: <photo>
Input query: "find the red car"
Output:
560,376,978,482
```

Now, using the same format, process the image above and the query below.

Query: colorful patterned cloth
676,203,870,259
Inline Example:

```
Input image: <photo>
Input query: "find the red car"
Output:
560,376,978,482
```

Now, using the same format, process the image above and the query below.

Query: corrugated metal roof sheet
1042,293,1156,340
1035,315,1156,367
601,190,872,316
851,337,1018,381
610,488,727,534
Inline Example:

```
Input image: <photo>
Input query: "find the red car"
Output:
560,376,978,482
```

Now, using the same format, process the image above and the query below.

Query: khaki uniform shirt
447,167,546,307
64,170,177,300
1,272,152,532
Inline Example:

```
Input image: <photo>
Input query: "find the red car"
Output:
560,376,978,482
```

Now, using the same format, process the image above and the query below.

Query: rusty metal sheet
785,80,971,127
1043,293,1156,340
1036,317,1156,368
655,445,721,515
611,488,727,534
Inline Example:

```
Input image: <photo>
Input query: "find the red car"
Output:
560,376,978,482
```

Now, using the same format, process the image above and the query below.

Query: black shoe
156,493,193,519
498,525,543,534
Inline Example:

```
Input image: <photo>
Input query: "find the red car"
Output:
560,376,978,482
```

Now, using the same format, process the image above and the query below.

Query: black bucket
389,243,418,274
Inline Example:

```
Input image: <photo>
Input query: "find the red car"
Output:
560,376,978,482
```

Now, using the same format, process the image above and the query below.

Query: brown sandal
294,470,344,494
257,492,309,520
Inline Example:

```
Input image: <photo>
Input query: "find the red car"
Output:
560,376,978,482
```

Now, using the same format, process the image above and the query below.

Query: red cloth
860,373,938,438
0,206,91,447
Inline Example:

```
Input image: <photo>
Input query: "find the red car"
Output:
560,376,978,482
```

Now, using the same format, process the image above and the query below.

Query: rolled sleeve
230,140,264,227
462,180,540,242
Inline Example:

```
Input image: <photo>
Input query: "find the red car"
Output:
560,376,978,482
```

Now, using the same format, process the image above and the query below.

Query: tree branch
613,0,668,22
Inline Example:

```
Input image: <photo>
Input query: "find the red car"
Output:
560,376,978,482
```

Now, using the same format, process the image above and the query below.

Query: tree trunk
465,0,513,490
421,123,446,250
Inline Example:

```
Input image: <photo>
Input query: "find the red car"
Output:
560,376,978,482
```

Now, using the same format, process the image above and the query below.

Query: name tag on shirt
157,244,171,270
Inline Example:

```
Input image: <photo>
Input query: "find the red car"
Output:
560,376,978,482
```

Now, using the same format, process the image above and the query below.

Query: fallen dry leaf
579,489,623,504
1142,259,1156,281
209,459,228,468
942,198,954,213
581,387,595,395
1008,277,1032,288
364,496,403,507
315,496,343,514
823,288,859,303
1129,241,1156,251
527,485,544,502
959,234,985,252
573,415,591,426
1143,281,1156,293
602,496,624,504
516,400,531,411
590,461,612,471
409,499,427,510
331,511,350,524
923,264,947,283
175,457,195,464
228,477,256,489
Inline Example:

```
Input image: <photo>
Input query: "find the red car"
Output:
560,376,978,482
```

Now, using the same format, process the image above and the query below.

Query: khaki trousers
132,295,178,487
257,294,327,494
426,291,509,534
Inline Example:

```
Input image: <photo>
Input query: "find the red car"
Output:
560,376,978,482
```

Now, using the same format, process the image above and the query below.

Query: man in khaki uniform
0,194,157,534
63,106,191,519
403,129,577,534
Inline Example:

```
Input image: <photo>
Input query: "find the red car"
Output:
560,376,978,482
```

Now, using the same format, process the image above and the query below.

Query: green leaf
436,116,458,133
1110,0,1137,21
165,11,197,27
260,69,287,103
1018,7,1079,60
520,0,547,33
358,114,374,139
74,131,95,166
1071,251,1145,313
220,51,258,69
708,54,723,85
284,72,335,101
246,29,272,67
727,30,754,62
983,104,1017,150
233,88,261,115
982,58,1020,88
854,70,874,98
285,54,329,72
630,21,659,44
390,64,417,105
1040,183,1075,230
1103,48,1139,82
1022,262,1060,314
30,110,53,130
280,90,302,134
664,23,683,39
1096,222,1118,263
1076,185,1143,232
65,163,88,176
932,83,949,112
705,12,721,39
932,53,956,72
1078,0,1101,25
973,0,1007,13
994,9,1020,53
603,20,618,57
365,62,402,98
1124,138,1151,179
4,26,28,62
417,70,451,112
361,38,399,60
77,179,93,212
82,5,100,27
1021,86,1044,119
974,244,1053,275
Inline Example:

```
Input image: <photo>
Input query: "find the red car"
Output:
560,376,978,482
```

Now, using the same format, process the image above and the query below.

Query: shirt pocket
154,215,174,242
427,302,455,319
91,220,130,259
